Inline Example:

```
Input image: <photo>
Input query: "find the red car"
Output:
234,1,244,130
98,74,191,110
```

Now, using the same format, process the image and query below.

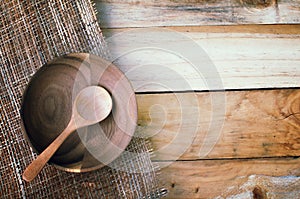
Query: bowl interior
21,53,137,172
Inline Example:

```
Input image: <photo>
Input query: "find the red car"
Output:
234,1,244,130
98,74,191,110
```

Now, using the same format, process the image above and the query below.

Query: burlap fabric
0,0,163,198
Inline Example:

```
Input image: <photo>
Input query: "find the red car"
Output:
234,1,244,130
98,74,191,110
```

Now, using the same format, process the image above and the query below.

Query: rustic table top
95,0,300,198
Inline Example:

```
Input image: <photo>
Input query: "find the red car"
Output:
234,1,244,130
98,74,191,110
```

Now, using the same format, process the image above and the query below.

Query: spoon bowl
73,86,113,126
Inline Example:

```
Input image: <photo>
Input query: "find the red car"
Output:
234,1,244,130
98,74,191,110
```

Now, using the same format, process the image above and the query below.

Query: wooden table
96,1,300,198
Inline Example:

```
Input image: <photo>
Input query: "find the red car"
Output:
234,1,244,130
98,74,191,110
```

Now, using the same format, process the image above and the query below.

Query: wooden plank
158,158,300,198
95,0,300,28
103,27,300,92
155,24,300,35
136,89,300,160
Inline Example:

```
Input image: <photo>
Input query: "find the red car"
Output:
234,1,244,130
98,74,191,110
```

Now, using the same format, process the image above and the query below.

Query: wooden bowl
21,53,137,172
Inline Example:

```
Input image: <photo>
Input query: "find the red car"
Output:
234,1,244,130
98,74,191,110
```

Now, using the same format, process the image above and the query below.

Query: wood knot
253,186,267,199
239,0,275,9
287,91,300,123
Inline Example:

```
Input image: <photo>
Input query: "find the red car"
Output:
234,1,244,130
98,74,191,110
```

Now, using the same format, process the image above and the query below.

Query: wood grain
93,1,300,197
103,24,300,35
157,158,300,199
136,89,300,160
95,0,300,28
103,28,300,92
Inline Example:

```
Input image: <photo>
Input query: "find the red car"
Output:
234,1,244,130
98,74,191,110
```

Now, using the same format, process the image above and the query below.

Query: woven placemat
0,0,164,198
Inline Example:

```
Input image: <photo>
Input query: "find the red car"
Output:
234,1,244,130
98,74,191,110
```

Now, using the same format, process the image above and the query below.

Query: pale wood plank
136,89,300,160
158,158,300,198
95,0,300,28
103,28,300,92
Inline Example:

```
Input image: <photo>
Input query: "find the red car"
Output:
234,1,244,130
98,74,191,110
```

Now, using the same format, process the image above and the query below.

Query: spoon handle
22,121,75,182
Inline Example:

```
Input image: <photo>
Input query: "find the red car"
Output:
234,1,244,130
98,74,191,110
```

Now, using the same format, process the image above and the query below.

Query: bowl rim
20,52,138,173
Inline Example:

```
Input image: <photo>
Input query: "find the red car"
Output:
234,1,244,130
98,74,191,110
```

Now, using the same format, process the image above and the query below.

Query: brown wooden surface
94,1,300,198
158,158,300,198
136,89,300,161
103,24,300,35
96,0,300,28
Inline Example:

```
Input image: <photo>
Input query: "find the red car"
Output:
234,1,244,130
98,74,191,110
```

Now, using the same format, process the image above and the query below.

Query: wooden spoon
22,86,113,182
